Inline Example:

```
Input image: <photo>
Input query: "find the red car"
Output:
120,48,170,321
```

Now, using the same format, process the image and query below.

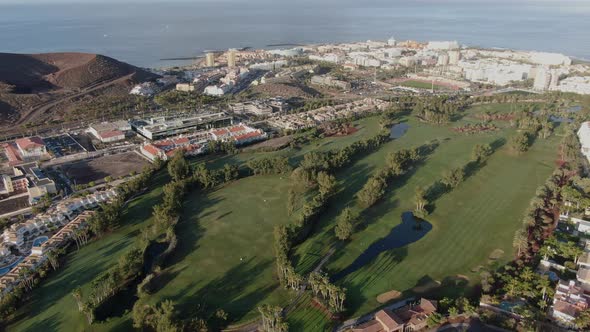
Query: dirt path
14,73,135,126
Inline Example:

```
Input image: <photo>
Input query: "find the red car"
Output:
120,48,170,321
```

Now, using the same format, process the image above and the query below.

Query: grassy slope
194,116,384,170
400,80,445,90
145,175,294,323
290,111,560,320
9,171,169,332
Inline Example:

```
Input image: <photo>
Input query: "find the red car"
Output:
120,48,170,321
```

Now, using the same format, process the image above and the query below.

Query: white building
15,137,46,159
534,67,552,91
578,122,590,163
551,279,590,326
387,36,397,46
204,83,232,96
554,76,590,95
448,51,461,65
309,53,345,64
426,41,459,50
130,82,157,96
530,52,572,66
437,54,449,66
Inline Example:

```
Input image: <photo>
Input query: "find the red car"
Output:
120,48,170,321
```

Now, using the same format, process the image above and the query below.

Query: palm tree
513,230,528,257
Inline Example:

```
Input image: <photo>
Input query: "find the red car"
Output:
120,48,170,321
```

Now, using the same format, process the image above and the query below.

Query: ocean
0,0,589,68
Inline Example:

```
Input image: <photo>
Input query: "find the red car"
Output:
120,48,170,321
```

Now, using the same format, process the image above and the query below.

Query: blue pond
0,256,25,276
390,123,410,139
333,212,431,281
32,236,49,247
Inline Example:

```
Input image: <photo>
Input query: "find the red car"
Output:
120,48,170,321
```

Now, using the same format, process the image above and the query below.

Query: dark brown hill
0,52,158,130
0,52,155,92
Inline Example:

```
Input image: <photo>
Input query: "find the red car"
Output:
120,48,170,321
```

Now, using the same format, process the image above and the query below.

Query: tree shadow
337,247,408,315
165,192,222,267
17,313,61,332
169,258,278,323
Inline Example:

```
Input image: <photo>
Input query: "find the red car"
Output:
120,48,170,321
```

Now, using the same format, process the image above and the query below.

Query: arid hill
0,52,154,92
0,52,158,132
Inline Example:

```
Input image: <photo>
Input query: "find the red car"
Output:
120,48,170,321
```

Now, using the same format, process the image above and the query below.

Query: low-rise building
176,83,196,92
310,75,351,90
577,122,590,163
352,298,437,332
88,120,130,143
15,137,47,160
13,163,57,204
140,135,208,161
551,279,590,326
130,113,233,140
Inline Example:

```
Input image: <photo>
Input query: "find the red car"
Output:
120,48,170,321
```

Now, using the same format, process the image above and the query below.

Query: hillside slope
0,52,157,129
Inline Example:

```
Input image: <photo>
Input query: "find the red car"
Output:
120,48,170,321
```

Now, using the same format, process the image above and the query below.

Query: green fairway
194,116,384,170
9,171,169,332
289,109,560,319
8,101,563,331
399,80,446,90
145,175,294,323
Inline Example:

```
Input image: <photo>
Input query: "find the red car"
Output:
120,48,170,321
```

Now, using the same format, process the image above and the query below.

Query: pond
390,123,410,139
0,256,25,276
333,212,431,281
32,236,49,247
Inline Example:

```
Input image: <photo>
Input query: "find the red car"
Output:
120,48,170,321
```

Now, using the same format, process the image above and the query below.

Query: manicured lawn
8,171,170,332
399,80,446,90
145,175,295,323
289,106,561,320
286,293,336,332
193,116,384,170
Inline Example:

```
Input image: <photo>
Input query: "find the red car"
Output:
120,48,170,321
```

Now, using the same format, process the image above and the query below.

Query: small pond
333,212,431,281
390,123,410,139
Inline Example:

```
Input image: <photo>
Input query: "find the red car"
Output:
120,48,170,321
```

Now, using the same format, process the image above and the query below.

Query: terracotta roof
352,320,384,332
233,131,263,142
554,300,580,319
15,137,45,150
3,143,21,163
142,144,162,157
212,128,229,136
173,137,189,145
229,125,246,133
375,309,403,331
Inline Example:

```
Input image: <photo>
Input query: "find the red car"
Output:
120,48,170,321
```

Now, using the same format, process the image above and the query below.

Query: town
1,36,590,332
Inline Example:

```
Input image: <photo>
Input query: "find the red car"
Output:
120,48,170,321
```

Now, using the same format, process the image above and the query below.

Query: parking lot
43,134,87,157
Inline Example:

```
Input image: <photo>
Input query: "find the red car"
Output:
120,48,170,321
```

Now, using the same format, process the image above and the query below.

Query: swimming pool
32,236,49,247
0,256,25,276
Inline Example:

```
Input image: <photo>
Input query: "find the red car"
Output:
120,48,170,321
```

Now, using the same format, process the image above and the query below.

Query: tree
222,164,239,183
472,143,493,163
513,230,528,257
357,176,386,208
167,150,190,181
509,132,531,153
442,167,464,189
575,309,590,329
335,207,356,240
413,187,428,220
317,171,337,198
